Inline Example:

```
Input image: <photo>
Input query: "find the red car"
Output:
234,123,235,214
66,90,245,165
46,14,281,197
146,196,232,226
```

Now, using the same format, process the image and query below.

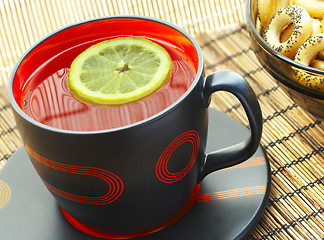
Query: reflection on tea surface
25,58,193,131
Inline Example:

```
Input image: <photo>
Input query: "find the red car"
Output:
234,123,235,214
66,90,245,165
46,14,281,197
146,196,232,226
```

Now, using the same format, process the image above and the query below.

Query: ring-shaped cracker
294,33,324,92
257,0,275,30
317,50,324,60
293,0,324,19
257,0,290,30
311,18,322,36
264,5,312,59
310,59,324,71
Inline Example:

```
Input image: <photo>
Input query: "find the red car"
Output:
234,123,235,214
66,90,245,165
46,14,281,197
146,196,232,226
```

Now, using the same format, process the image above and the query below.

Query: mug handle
199,70,263,181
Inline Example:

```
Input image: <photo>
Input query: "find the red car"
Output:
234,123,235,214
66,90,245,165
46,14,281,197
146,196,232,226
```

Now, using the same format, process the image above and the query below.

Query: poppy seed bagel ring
257,0,290,30
294,33,324,92
264,5,313,59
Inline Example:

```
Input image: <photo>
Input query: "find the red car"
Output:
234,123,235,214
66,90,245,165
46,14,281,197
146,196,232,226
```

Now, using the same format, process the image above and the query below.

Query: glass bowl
245,0,324,120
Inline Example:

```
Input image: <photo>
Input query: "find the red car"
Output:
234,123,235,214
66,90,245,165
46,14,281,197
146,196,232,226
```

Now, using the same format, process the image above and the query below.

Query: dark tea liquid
22,38,195,131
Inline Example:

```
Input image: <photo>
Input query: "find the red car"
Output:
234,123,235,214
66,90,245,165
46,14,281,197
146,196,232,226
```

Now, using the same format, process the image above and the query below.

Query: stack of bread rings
257,0,324,92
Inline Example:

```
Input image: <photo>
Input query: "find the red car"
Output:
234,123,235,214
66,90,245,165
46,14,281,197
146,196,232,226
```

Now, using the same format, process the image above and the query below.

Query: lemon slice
68,37,173,105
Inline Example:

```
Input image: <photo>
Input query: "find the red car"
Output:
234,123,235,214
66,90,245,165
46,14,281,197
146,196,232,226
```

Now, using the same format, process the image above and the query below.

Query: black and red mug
8,16,262,239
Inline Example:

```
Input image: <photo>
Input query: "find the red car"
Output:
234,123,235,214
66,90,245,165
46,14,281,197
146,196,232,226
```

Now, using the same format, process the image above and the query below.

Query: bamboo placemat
196,25,324,239
0,1,323,239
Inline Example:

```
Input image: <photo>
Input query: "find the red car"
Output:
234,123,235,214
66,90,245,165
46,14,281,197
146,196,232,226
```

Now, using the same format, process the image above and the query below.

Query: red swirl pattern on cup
24,145,123,205
156,130,200,183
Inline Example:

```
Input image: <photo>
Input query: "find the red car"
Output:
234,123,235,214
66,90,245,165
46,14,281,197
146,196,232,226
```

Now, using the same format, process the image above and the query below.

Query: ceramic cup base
61,184,200,239
0,109,270,240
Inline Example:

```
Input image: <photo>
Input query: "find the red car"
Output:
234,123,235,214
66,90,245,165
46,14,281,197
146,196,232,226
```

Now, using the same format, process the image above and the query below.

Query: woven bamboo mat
196,25,324,239
0,0,324,239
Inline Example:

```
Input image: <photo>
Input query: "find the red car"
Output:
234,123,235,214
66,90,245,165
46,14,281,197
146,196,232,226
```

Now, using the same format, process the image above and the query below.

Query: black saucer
0,109,270,240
